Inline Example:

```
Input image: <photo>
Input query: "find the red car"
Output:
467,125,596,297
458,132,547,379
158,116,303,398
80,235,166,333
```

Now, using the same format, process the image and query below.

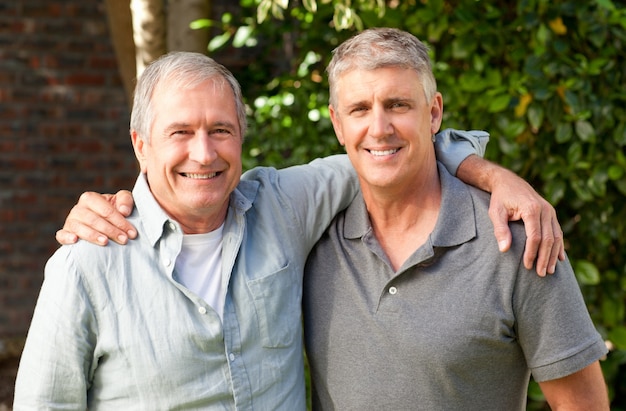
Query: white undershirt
175,224,225,321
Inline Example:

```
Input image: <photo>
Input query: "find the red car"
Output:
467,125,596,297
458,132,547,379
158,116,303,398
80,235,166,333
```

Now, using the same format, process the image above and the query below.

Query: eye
349,106,369,116
169,129,192,138
209,127,239,141
389,101,411,112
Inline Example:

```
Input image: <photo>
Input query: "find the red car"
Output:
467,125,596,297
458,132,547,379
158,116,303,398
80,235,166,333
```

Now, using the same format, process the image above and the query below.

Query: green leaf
602,298,625,328
608,326,626,350
608,165,624,180
573,260,601,285
302,0,317,13
527,105,544,131
233,26,253,48
488,94,511,113
257,0,272,23
575,120,596,142
190,19,213,30
555,122,573,143
545,179,566,204
208,31,232,51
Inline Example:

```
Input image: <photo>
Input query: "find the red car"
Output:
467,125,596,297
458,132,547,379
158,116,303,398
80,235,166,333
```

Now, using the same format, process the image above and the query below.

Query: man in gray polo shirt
303,28,609,410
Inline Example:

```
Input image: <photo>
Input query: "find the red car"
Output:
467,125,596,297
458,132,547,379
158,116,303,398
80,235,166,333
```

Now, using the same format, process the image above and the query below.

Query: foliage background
202,0,626,408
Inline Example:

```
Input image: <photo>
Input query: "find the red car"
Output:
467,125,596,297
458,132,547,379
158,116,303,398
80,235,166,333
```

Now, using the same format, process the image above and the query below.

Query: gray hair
130,51,247,142
327,28,437,107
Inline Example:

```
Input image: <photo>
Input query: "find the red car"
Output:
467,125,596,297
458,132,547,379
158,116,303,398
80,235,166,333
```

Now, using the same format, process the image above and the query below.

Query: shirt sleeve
245,155,359,248
434,128,490,176
512,252,607,382
13,246,95,410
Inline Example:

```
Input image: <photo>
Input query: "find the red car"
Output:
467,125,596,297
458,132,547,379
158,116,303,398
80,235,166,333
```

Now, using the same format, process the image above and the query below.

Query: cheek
221,140,243,170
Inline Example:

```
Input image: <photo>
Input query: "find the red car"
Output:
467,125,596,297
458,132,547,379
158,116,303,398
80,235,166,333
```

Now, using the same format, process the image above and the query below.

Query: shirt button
389,286,398,295
163,258,171,267
168,221,176,231
229,353,235,361
198,306,207,314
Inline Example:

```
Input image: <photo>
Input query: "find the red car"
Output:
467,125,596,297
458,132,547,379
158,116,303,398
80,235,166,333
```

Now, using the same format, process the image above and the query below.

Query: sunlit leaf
573,260,601,285
257,0,272,23
190,19,213,30
208,31,231,51
302,0,317,13
233,26,253,48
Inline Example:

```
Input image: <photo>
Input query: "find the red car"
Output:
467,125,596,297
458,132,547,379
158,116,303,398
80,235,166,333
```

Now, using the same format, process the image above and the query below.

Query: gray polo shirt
303,164,607,411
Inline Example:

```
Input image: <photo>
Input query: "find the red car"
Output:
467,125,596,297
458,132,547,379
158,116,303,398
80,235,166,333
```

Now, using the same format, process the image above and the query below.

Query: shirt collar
132,173,174,247
343,163,476,248
132,173,259,247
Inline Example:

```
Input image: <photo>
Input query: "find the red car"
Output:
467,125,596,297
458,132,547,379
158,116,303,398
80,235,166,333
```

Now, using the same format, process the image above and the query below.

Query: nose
189,131,218,164
368,107,393,138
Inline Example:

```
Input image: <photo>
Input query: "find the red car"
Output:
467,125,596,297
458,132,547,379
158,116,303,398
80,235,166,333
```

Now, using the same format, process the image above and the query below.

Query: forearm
455,154,514,193
539,362,609,411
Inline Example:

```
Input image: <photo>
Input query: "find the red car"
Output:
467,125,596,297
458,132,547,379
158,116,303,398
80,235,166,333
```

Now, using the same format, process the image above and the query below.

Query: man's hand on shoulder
456,155,565,276
55,190,137,246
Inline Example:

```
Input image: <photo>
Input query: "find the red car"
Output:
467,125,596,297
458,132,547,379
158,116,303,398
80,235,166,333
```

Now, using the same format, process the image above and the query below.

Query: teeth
184,172,217,179
370,149,398,156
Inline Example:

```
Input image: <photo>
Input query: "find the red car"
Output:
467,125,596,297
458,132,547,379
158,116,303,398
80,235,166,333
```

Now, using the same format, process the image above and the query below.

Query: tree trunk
103,0,137,106
167,0,211,53
130,0,167,77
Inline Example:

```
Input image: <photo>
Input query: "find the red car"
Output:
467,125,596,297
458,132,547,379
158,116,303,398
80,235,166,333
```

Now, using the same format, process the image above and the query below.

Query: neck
171,203,229,235
362,167,441,271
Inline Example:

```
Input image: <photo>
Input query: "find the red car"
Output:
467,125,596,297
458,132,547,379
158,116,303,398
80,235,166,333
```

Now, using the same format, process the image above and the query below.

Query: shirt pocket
247,263,302,348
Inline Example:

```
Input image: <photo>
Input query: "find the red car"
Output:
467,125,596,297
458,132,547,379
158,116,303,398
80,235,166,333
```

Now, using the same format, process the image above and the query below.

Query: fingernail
498,240,507,251
119,205,131,215
97,235,107,245
548,265,556,274
117,234,128,244
128,229,137,239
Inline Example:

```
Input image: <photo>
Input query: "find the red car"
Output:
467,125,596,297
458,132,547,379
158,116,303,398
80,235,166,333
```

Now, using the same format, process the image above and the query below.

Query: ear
430,92,444,134
130,130,148,173
329,105,345,146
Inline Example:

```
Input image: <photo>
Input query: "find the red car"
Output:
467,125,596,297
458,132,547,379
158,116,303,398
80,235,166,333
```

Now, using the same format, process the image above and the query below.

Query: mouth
181,172,220,179
368,148,400,156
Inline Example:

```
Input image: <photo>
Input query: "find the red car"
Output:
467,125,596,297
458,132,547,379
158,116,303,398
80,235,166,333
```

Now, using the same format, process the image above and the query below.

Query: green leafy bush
204,0,626,407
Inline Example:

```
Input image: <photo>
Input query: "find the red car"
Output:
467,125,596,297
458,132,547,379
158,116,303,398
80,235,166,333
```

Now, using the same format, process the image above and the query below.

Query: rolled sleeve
434,128,490,176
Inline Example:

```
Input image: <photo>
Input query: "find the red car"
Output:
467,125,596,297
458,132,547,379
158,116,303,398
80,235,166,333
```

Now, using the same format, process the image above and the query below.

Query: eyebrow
344,97,413,110
163,120,238,133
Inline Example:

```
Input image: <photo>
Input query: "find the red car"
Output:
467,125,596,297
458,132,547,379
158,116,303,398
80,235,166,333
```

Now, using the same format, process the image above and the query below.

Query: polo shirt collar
343,163,477,249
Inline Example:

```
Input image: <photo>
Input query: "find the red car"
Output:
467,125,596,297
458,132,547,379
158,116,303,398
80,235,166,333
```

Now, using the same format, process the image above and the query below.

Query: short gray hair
130,51,247,142
327,28,437,107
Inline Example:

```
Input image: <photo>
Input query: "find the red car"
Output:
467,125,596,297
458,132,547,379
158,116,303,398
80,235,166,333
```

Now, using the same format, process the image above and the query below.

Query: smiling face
132,77,243,233
329,66,443,196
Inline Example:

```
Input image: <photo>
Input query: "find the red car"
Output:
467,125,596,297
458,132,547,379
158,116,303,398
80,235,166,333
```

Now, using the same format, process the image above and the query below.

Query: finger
488,204,512,252
77,192,137,240
531,207,556,277
55,229,78,245
111,190,134,217
546,217,564,274
62,218,112,245
522,213,542,275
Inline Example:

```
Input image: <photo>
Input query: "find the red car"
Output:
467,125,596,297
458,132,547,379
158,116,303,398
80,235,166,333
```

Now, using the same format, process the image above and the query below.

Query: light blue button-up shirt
14,130,487,410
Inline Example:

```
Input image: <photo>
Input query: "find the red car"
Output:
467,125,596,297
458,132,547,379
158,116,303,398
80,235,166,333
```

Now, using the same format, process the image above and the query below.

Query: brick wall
0,0,136,343
0,0,137,403
0,0,249,404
